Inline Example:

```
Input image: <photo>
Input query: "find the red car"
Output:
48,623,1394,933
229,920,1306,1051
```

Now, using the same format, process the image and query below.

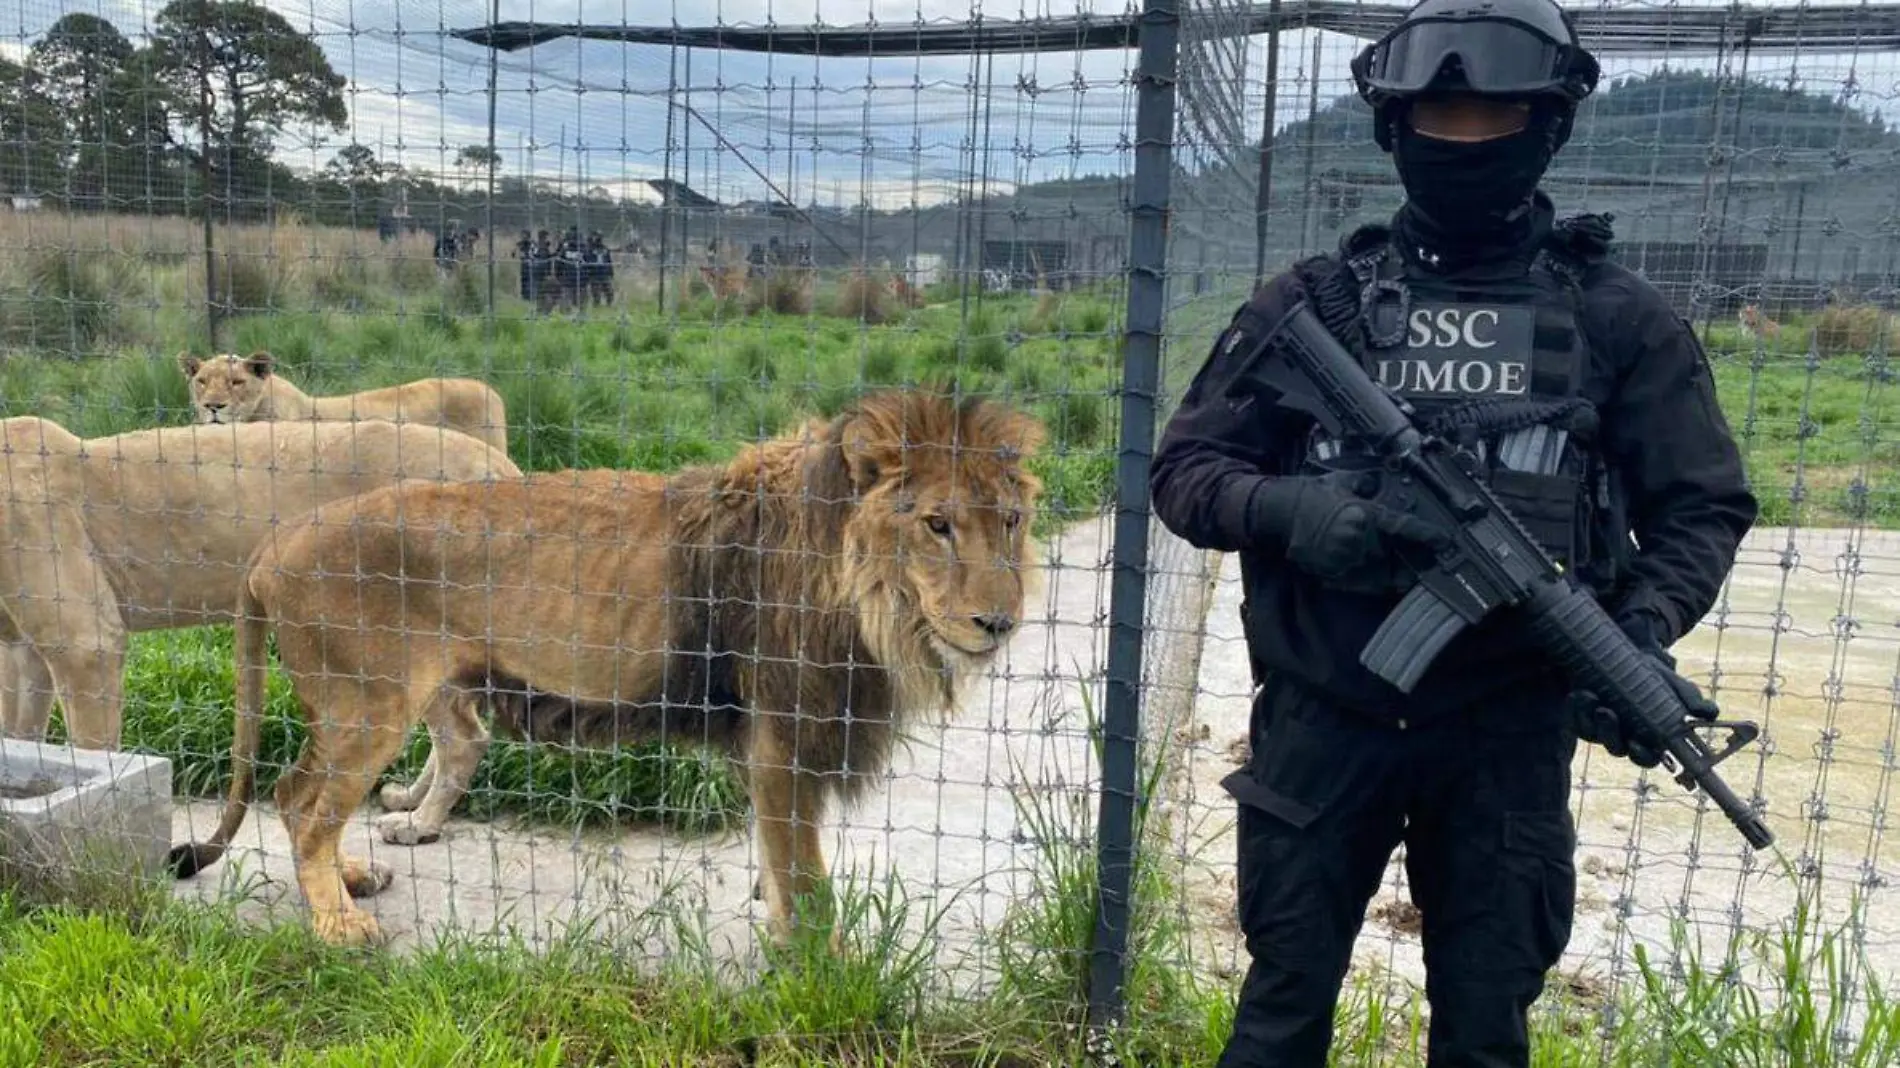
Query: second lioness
0,416,520,749
179,350,511,456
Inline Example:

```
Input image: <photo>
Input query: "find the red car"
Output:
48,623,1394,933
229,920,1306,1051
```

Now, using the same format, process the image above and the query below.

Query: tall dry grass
0,208,1119,363
0,210,664,356
832,270,894,324
0,210,466,356
751,267,815,316
0,208,440,296
1812,303,1900,354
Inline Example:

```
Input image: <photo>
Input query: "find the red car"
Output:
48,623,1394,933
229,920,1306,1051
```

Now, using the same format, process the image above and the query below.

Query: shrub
1813,303,1897,354
832,272,894,325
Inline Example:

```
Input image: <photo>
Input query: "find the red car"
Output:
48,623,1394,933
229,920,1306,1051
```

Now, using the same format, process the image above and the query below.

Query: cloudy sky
1,0,1893,209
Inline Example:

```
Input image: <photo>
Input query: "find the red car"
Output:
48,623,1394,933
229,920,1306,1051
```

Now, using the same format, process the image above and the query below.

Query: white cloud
332,82,506,165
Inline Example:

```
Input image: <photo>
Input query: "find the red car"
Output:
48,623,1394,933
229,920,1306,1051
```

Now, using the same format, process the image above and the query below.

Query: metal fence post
1087,0,1180,1035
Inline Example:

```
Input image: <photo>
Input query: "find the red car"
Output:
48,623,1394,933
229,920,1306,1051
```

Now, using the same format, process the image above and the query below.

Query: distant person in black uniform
514,230,535,301
585,232,614,306
532,231,557,315
432,228,458,273
1147,1,1759,1065
555,226,584,311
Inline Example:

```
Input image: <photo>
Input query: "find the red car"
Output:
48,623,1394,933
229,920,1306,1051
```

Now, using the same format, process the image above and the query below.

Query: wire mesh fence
0,0,1896,1061
0,2,1146,1057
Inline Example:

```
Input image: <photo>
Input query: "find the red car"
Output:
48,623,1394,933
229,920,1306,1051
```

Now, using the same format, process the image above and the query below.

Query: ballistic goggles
1356,16,1593,100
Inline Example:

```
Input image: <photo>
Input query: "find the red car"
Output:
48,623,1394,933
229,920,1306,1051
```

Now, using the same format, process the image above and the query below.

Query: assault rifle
1228,299,1775,851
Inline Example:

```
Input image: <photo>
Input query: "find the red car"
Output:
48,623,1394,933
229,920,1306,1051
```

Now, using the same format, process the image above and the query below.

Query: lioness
0,415,520,749
170,390,1046,949
179,350,511,456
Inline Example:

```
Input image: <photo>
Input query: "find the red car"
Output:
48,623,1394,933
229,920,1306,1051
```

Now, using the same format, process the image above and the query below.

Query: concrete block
0,739,173,890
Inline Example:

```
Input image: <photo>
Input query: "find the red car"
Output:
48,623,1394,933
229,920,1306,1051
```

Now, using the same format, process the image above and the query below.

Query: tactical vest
1300,223,1622,591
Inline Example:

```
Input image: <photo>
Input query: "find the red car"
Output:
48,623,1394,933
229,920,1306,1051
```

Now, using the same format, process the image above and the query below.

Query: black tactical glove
1247,470,1450,591
1569,615,1720,768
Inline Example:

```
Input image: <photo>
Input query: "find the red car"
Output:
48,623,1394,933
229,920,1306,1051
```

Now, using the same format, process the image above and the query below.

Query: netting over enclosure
0,0,1896,1061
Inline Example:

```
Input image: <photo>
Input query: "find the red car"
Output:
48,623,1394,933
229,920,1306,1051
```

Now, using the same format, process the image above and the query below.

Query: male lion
170,390,1045,949
178,350,511,456
0,415,520,749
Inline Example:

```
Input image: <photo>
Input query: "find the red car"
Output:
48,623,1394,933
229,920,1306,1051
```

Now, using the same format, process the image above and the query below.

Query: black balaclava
1390,100,1559,268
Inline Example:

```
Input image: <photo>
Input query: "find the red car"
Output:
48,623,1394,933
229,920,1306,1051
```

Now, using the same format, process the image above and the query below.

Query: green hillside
1263,68,1900,182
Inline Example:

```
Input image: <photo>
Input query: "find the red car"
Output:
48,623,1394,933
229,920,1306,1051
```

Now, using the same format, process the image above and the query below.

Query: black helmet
1352,0,1600,149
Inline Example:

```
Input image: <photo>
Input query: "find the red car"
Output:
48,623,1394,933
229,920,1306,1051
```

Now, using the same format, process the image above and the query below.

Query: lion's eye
924,514,952,538
1003,509,1022,530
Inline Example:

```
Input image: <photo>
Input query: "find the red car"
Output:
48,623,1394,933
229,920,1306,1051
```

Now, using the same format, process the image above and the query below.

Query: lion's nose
974,613,1016,638
204,402,225,412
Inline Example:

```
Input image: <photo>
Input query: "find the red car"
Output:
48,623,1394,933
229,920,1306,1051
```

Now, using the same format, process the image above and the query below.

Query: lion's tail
167,572,271,879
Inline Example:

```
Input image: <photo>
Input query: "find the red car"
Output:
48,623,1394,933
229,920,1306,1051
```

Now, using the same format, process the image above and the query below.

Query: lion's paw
378,781,422,813
374,811,443,847
341,856,396,898
313,907,385,947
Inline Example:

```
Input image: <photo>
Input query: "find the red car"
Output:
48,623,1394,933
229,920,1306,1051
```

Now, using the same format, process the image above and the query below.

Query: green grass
81,627,751,836
5,687,1895,1066
0,285,1125,533
1698,315,1900,529
4,866,1894,1068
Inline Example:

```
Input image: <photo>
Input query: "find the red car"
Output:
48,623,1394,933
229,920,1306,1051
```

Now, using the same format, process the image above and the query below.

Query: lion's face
897,479,1036,661
836,396,1045,670
178,351,274,424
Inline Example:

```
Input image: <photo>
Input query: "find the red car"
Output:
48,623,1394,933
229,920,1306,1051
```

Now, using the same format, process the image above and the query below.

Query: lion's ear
972,400,1047,464
1000,410,1047,462
245,350,275,378
840,429,883,494
177,351,201,377
837,415,901,497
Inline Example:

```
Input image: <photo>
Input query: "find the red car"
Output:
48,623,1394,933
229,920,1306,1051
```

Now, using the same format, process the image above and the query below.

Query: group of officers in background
513,227,618,313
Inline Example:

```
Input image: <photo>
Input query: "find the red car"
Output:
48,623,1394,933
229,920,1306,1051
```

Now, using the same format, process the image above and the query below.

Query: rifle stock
1227,299,1774,851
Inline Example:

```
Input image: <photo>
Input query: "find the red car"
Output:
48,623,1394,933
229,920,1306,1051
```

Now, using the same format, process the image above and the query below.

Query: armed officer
1148,0,1759,1064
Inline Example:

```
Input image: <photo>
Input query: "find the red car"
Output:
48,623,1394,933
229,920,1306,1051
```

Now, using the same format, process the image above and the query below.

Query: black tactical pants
1217,673,1578,1068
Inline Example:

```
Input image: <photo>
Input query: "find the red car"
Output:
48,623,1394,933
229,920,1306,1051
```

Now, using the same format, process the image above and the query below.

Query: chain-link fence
0,0,1896,1062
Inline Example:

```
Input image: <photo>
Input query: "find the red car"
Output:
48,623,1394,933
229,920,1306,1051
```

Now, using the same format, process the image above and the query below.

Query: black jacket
1149,202,1760,720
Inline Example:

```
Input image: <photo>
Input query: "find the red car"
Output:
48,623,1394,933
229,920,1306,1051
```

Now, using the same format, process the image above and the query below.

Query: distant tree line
0,3,648,234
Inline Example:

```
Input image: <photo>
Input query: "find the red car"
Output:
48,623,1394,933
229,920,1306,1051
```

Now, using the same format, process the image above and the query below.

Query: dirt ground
1168,523,1900,1008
